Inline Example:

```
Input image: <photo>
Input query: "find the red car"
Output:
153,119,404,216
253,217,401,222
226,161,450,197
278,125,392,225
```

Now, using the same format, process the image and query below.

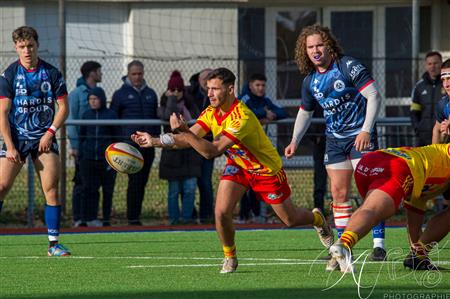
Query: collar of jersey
18,58,41,73
213,98,239,125
317,59,334,74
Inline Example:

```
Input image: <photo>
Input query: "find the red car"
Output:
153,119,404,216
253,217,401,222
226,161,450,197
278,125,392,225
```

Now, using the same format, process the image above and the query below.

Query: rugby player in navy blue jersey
284,24,385,268
0,26,70,256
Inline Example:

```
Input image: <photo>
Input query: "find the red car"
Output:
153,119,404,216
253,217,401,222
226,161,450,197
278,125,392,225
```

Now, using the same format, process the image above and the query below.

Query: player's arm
284,107,313,159
39,96,69,152
0,98,20,163
132,123,207,149
178,130,233,159
432,120,448,144
356,82,381,151
405,208,424,245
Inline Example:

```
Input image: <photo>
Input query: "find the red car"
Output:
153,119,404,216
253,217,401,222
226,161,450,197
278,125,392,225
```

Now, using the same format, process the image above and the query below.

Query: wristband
47,125,57,136
160,134,175,146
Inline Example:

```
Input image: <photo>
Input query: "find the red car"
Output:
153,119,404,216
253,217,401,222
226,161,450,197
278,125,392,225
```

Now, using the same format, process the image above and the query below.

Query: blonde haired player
132,67,333,273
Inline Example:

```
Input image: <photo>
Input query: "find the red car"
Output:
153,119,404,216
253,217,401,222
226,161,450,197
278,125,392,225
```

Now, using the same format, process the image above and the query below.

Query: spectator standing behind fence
158,71,202,224
78,87,118,227
186,68,215,223
238,73,287,223
67,61,102,227
0,26,70,256
410,51,444,146
110,60,160,225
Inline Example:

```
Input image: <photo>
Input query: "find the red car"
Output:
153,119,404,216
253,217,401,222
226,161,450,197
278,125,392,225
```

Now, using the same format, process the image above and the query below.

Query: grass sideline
0,227,449,299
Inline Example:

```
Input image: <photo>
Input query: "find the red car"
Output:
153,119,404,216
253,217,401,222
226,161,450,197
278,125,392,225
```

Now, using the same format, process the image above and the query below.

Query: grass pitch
0,227,449,299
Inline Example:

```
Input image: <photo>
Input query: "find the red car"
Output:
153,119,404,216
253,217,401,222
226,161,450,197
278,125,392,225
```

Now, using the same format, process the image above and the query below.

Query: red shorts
221,162,291,204
354,152,413,209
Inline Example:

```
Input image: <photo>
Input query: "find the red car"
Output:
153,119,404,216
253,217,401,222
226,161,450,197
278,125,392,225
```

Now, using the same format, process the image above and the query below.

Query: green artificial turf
0,228,448,299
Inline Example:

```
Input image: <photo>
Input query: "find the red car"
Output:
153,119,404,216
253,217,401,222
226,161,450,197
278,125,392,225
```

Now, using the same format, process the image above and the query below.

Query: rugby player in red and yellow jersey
328,143,450,273
131,68,334,274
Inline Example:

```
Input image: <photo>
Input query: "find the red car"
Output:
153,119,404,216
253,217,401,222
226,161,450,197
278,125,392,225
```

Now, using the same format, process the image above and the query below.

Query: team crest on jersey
227,119,241,133
41,81,51,93
333,80,345,92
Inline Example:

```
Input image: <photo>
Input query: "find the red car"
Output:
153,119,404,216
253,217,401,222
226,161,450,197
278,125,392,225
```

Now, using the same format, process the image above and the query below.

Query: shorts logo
267,192,283,201
333,80,345,92
223,165,239,176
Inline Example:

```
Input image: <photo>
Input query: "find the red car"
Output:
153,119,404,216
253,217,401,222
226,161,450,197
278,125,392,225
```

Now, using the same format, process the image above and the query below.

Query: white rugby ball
105,142,144,174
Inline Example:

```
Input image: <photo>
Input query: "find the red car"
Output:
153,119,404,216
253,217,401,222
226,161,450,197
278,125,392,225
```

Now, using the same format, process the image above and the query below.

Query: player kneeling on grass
132,67,333,274
328,143,450,273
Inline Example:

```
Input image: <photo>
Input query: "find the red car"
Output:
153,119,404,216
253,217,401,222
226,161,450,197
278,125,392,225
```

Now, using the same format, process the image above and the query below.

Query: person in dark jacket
410,51,444,146
79,87,118,226
237,73,287,223
158,71,202,224
186,68,215,223
110,60,160,225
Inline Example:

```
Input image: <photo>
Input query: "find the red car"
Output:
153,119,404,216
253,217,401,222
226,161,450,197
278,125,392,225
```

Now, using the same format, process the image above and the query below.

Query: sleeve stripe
222,130,240,144
57,93,68,100
196,120,210,133
358,79,375,92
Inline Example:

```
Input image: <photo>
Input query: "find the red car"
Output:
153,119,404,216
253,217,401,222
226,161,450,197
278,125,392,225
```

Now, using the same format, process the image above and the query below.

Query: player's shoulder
1,61,20,80
38,59,61,74
199,105,215,118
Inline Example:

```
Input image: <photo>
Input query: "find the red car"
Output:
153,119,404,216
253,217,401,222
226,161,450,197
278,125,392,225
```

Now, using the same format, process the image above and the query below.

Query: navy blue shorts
1,137,59,161
324,134,378,166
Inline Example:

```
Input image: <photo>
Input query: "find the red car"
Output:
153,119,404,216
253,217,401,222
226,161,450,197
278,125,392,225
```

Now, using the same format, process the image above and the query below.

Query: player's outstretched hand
354,131,371,151
131,131,153,148
170,113,189,133
284,142,297,159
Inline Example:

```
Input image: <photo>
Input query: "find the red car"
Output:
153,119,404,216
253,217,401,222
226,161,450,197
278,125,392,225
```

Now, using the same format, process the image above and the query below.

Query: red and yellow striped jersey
196,99,282,175
380,144,450,212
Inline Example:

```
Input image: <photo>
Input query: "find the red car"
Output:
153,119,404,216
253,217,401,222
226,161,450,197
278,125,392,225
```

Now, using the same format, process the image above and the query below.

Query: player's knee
215,209,232,224
42,187,58,201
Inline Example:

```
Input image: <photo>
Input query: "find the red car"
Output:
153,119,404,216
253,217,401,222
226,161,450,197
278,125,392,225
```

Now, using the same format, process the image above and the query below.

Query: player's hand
440,120,450,136
70,149,79,158
265,108,276,121
284,142,298,159
6,148,21,163
39,132,53,153
170,113,189,133
131,131,153,148
354,131,371,151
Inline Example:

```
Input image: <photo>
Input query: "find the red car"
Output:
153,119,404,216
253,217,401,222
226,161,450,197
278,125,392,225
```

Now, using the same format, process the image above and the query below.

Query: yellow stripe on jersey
380,144,450,211
196,99,282,175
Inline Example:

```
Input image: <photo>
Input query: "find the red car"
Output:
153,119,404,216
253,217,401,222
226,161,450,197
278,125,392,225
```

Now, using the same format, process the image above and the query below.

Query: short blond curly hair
294,24,343,75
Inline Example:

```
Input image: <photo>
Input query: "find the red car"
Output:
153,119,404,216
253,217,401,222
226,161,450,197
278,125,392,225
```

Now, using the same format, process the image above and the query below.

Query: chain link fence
0,118,415,227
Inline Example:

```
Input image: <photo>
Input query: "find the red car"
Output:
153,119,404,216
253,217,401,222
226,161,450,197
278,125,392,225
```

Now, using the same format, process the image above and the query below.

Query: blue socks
45,205,61,242
372,221,385,249
337,227,344,239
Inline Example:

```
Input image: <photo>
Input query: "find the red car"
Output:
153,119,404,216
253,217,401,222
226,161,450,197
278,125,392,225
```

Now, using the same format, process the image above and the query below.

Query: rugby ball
105,142,144,174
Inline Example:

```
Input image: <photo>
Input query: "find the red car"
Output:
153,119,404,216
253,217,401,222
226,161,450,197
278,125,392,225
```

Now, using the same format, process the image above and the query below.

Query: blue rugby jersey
435,94,450,122
0,60,67,140
301,56,374,138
